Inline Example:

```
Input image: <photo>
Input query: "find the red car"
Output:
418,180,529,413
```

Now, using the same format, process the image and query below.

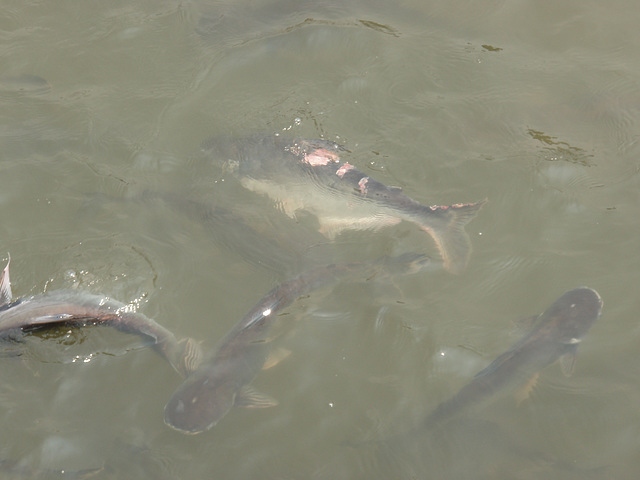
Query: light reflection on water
1,0,639,478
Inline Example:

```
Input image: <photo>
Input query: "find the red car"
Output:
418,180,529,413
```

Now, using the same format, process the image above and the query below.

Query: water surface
1,0,639,478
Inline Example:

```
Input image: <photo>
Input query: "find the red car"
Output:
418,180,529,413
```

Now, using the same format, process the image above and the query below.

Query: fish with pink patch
202,135,486,273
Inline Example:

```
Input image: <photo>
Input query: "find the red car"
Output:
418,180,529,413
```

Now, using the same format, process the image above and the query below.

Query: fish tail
419,199,487,274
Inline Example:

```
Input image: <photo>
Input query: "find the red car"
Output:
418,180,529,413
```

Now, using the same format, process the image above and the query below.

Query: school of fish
0,135,603,454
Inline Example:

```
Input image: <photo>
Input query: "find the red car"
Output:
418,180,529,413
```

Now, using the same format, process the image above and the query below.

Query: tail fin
420,199,487,274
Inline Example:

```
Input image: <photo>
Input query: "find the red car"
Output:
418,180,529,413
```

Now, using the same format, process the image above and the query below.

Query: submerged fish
164,253,430,434
0,257,190,376
134,190,326,275
425,287,603,428
202,135,486,274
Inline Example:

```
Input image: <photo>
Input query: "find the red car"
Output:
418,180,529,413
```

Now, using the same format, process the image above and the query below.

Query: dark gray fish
0,257,190,376
426,287,603,428
202,135,486,274
164,253,430,434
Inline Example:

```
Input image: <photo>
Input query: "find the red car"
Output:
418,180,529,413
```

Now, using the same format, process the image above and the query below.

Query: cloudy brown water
1,0,639,478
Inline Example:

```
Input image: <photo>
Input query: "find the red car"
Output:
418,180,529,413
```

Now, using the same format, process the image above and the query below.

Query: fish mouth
163,414,214,435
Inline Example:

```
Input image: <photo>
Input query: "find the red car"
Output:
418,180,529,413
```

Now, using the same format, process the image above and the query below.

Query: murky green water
1,0,639,478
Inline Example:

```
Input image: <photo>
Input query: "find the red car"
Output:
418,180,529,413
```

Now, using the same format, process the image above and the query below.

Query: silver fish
202,135,486,274
426,287,603,428
164,253,430,434
0,257,190,377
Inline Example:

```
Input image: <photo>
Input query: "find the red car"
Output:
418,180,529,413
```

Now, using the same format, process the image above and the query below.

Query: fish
0,257,192,377
202,135,486,274
164,253,430,434
425,287,603,428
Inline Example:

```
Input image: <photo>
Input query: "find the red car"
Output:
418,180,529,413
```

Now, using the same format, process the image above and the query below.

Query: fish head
164,373,237,434
541,287,603,345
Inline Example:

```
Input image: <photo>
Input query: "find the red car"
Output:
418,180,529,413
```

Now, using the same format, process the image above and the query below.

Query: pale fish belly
239,177,402,238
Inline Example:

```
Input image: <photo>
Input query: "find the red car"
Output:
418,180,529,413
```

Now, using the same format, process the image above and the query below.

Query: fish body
164,253,430,434
203,135,485,274
426,287,603,428
0,258,188,376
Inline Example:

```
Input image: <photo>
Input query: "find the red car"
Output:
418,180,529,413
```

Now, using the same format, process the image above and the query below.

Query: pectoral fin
514,372,539,405
235,385,278,409
178,337,204,376
559,347,578,377
0,255,12,306
263,347,292,370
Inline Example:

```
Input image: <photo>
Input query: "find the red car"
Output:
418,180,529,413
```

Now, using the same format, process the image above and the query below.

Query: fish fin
179,337,204,375
235,385,278,408
559,347,578,377
0,254,12,306
514,372,539,405
263,347,292,370
420,199,487,274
